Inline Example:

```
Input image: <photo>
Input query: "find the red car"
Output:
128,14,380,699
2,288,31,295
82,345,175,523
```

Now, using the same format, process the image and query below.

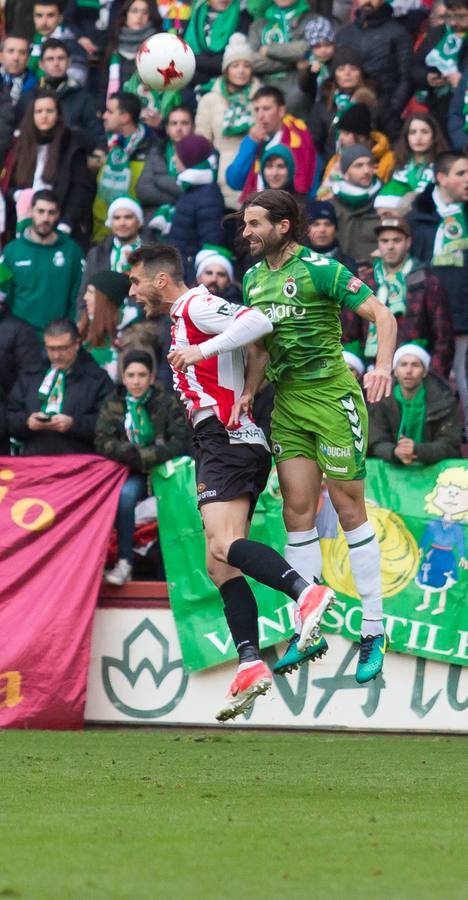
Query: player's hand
167,345,204,372
227,392,253,428
363,367,392,404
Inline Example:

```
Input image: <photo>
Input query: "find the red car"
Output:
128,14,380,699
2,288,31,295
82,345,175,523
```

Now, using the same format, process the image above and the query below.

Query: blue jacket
226,136,258,191
170,182,226,283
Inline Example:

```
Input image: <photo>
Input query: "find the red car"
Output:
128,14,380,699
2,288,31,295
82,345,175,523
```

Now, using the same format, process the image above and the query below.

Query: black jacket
0,91,15,165
42,77,106,151
336,4,412,136
368,373,462,464
406,184,468,334
170,183,226,283
0,307,43,394
54,128,97,249
8,347,113,454
411,27,468,137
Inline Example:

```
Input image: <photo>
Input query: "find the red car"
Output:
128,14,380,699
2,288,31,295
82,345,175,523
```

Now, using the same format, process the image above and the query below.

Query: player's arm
227,339,270,427
355,295,397,403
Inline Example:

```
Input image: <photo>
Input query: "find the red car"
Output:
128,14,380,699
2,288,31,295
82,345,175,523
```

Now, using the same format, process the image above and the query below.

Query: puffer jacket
170,182,226,283
95,382,190,473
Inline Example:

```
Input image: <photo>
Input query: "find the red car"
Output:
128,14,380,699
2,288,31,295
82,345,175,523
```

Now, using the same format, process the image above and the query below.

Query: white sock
343,521,384,637
285,529,322,634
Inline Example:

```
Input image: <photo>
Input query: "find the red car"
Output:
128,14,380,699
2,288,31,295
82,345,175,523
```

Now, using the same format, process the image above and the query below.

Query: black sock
227,539,308,601
219,576,259,660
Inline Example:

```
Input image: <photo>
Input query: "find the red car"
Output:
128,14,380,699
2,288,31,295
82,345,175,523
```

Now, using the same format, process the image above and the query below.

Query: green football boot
355,632,389,683
273,631,328,676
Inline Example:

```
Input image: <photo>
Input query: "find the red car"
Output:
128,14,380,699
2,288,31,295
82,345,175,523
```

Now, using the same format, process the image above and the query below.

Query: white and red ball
136,33,196,92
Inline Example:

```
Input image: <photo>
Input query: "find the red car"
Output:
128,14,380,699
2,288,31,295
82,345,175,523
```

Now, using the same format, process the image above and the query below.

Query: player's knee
207,536,231,565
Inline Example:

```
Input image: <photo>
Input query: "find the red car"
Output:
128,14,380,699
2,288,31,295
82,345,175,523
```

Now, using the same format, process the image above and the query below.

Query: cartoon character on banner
415,467,468,616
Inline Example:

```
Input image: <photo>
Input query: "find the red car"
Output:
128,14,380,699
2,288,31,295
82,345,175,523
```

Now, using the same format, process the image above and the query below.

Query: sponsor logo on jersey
319,443,352,459
282,276,297,299
346,277,363,294
324,462,349,474
263,304,306,321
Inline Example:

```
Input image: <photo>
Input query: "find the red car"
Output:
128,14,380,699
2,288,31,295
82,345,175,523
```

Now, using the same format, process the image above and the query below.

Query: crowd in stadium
0,0,467,584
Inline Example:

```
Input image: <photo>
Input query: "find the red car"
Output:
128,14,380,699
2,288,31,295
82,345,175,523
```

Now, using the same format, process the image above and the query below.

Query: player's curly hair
243,189,308,245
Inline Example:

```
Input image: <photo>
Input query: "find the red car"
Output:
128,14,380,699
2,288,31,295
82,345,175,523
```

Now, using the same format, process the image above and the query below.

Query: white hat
195,248,234,282
393,344,431,372
105,196,144,228
222,33,254,72
343,350,365,376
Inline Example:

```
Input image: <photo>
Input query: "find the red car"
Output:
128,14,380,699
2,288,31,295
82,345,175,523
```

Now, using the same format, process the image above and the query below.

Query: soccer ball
136,33,196,92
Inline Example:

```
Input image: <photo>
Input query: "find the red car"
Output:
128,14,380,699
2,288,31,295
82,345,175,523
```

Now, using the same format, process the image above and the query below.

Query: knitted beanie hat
306,199,338,227
222,32,254,72
393,344,431,373
195,246,234,281
337,103,371,137
331,44,364,77
105,195,144,228
340,144,373,174
88,270,130,307
175,134,214,169
304,16,335,48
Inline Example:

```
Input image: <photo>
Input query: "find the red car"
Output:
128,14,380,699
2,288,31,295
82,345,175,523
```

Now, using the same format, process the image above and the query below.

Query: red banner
0,455,127,729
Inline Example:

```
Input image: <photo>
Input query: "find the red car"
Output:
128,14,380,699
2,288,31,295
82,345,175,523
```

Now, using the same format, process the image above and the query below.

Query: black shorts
192,416,271,519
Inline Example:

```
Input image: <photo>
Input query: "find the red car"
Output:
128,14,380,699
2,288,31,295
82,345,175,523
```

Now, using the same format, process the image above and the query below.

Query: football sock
285,529,322,634
343,522,384,637
219,576,259,656
227,539,308,600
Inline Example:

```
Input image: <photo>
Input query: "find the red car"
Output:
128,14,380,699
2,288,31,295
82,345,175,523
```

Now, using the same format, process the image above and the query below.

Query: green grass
0,730,466,900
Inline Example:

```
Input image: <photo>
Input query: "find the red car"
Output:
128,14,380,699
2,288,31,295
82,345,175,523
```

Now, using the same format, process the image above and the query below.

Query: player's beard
142,284,164,317
249,230,289,259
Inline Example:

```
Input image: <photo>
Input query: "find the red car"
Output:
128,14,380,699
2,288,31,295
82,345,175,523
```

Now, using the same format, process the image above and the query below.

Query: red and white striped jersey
170,285,268,448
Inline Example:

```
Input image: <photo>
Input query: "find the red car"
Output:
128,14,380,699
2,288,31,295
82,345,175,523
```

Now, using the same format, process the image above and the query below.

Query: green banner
152,458,468,672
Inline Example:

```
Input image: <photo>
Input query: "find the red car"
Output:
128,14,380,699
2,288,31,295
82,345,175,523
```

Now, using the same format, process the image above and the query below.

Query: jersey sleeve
186,294,248,334
301,255,373,311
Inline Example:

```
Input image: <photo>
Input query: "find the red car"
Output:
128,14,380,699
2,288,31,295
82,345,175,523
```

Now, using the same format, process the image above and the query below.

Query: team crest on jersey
282,277,297,299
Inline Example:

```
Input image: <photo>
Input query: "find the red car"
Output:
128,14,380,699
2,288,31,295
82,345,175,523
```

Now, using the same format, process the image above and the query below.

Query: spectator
305,199,356,270
29,0,87,84
308,44,369,160
260,144,301,197
448,67,468,152
407,152,468,432
0,190,84,338
93,90,152,242
78,270,131,382
318,103,394,198
0,299,43,396
95,349,190,584
368,344,462,464
104,0,162,102
170,134,226,282
343,349,365,381
136,104,194,231
39,38,106,153
298,16,336,108
342,216,455,378
195,33,261,211
81,196,144,299
376,112,448,216
411,0,468,138
336,0,413,139
63,0,115,65
195,245,242,302
0,34,37,123
330,144,381,263
184,0,251,87
226,84,316,201
248,0,317,119
11,88,95,247
8,317,113,455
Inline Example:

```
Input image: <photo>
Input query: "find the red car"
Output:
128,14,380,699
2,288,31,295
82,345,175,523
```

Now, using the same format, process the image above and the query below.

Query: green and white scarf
221,80,254,137
261,0,309,44
425,26,465,77
125,389,155,446
110,236,141,273
375,159,434,211
184,0,240,54
308,56,330,90
332,176,381,208
177,155,217,190
432,185,468,267
394,381,426,444
98,124,146,206
38,368,65,414
365,257,414,359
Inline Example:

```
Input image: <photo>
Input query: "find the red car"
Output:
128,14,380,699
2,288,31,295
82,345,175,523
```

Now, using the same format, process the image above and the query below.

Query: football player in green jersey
230,190,398,683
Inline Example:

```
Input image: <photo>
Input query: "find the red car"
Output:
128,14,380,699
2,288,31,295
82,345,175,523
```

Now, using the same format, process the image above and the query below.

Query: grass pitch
0,730,466,900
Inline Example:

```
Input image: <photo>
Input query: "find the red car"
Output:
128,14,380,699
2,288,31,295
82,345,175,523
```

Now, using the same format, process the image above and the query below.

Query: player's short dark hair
122,350,153,373
40,37,69,58
110,91,142,126
128,245,185,282
44,319,80,341
243,189,307,244
32,188,60,208
252,85,286,107
434,151,466,177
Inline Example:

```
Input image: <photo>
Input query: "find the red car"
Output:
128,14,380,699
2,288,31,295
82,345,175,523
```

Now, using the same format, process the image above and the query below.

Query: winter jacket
95,382,190,473
330,194,380,264
5,0,35,40
411,27,468,137
64,0,117,51
368,373,462,464
195,76,262,210
170,182,226,283
0,93,15,168
320,132,395,195
341,261,455,378
135,137,182,222
8,347,113,454
336,4,413,137
1,229,84,336
448,68,468,153
0,69,37,127
406,184,468,334
249,10,317,119
41,77,106,151
0,307,43,394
